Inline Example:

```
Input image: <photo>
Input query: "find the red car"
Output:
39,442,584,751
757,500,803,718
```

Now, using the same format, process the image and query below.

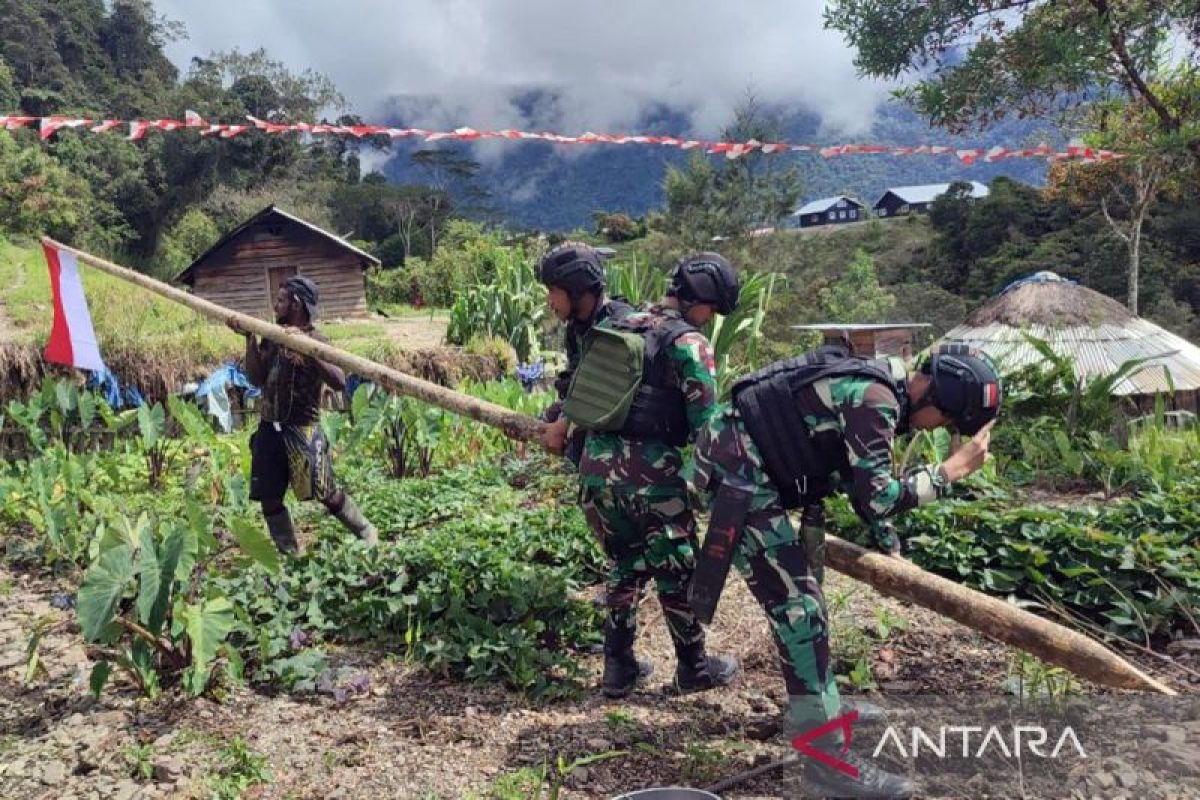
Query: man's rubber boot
332,494,379,545
802,746,915,799
265,508,299,554
602,622,652,699
673,641,739,694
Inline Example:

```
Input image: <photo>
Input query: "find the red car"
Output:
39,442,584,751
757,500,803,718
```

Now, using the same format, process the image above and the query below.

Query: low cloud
159,0,896,147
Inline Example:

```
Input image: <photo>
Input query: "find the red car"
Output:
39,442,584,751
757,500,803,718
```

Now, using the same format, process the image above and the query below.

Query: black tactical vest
608,313,696,447
731,348,908,508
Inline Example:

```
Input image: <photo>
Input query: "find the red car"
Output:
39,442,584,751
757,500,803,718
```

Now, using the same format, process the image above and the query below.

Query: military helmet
537,241,605,299
668,252,740,315
920,345,1002,435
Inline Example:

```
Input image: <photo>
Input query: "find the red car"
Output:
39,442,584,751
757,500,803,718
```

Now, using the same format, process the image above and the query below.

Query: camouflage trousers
581,484,705,651
692,408,841,733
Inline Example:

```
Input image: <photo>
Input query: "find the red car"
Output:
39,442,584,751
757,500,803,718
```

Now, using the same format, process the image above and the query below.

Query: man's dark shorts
248,421,337,503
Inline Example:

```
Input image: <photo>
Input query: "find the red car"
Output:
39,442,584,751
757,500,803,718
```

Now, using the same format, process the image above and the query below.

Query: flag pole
43,238,1179,696
41,238,545,443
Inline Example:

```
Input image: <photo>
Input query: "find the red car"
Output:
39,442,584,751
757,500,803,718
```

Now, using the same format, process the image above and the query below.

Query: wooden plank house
792,323,932,363
178,206,379,319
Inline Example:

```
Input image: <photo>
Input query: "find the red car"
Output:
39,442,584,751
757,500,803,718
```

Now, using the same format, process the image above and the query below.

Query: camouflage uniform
544,297,629,466
692,375,951,736
578,304,719,652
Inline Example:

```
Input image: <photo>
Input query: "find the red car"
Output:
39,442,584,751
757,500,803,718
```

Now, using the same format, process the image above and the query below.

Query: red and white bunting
0,110,1125,164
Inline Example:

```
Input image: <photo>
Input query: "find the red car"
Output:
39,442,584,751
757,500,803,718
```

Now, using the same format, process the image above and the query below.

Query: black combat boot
602,622,652,698
264,508,299,554
330,494,379,545
802,746,915,799
673,640,739,694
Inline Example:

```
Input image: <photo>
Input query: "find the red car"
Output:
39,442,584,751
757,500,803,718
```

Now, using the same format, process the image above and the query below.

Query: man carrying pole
536,241,631,463
226,276,378,553
689,344,1002,799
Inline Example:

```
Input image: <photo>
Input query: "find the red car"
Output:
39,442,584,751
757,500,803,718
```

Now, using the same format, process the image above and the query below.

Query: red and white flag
42,241,105,372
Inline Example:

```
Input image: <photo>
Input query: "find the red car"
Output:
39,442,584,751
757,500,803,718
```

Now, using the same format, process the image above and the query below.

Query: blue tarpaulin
86,368,145,409
194,363,261,432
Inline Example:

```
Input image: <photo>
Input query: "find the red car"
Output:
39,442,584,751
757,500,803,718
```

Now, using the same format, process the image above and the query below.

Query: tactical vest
731,348,909,508
563,313,695,447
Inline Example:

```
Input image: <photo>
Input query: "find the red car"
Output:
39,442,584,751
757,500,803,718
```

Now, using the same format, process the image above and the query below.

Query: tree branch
1100,196,1132,242
1091,0,1178,130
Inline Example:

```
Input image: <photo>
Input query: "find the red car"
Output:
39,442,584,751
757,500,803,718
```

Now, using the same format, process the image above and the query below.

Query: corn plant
446,249,544,362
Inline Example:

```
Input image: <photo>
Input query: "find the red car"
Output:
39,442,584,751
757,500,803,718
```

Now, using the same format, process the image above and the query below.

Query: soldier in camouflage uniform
691,347,1001,799
570,253,743,698
227,277,378,554
537,242,630,464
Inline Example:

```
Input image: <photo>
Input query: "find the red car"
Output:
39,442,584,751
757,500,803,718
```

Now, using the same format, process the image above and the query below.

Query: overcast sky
156,0,897,139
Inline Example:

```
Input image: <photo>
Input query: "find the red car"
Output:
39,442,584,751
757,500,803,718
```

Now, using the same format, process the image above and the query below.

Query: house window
838,211,847,220
837,200,846,208
849,209,858,219
811,215,819,224
878,208,888,216
827,211,836,221
900,204,909,213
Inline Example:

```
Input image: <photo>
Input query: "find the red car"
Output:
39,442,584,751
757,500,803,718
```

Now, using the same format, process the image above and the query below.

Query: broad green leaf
77,391,96,432
181,597,235,696
89,661,112,700
137,403,164,450
167,395,212,443
137,525,186,636
78,544,135,641
229,517,281,575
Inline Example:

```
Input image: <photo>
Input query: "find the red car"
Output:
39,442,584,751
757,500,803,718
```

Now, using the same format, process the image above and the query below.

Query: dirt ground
2,551,1196,800
368,312,448,352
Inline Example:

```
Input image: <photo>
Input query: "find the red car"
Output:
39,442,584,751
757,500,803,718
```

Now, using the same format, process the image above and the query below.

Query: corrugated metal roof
792,195,863,216
875,181,989,206
939,319,1200,395
792,323,931,331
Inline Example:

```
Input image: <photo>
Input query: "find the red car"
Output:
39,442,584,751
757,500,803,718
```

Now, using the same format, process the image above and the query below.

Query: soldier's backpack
561,314,696,444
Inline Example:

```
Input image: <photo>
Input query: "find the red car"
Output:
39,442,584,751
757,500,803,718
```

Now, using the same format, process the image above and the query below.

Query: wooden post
43,238,544,443
49,239,1178,696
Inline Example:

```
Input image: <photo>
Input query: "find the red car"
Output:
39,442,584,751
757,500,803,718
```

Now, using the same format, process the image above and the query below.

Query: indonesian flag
42,241,105,372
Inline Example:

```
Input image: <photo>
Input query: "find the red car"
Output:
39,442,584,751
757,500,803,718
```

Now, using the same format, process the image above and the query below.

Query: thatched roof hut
938,272,1200,409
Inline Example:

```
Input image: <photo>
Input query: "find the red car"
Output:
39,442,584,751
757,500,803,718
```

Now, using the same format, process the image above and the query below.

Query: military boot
264,508,299,554
673,640,739,694
331,494,379,545
802,746,915,799
839,696,887,725
601,622,652,698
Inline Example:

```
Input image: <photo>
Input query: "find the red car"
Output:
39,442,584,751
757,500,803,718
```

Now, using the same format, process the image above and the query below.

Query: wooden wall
190,222,368,319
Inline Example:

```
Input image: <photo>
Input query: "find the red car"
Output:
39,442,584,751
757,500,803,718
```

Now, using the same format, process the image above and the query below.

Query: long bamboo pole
825,535,1177,695
44,237,544,443
50,238,1177,696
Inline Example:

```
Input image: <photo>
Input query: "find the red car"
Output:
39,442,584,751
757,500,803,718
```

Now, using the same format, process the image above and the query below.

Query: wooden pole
825,535,1177,695
50,239,1177,696
44,238,544,443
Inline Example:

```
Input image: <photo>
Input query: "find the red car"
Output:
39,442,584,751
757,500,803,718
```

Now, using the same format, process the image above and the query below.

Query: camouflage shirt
693,373,951,552
578,304,718,496
258,327,331,426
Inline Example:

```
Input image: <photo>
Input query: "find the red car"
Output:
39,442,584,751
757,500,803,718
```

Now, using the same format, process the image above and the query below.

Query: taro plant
137,402,176,490
79,506,279,698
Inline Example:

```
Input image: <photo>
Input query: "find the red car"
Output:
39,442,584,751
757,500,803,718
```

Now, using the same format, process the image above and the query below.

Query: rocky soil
1,558,1196,800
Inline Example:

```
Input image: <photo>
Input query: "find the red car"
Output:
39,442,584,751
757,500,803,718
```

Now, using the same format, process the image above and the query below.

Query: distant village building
793,323,931,363
179,205,378,320
789,195,866,229
873,181,989,218
939,271,1200,413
